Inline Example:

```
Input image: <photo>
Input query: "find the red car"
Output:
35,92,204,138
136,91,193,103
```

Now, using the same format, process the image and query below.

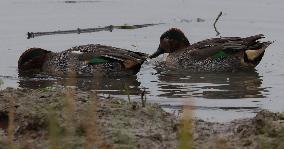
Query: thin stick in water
213,11,223,36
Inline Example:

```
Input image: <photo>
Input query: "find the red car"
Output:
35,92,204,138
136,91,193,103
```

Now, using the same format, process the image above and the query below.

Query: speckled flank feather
165,50,242,72
20,44,148,77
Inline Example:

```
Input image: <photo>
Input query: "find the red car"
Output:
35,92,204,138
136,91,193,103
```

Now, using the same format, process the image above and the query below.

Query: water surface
1,0,284,121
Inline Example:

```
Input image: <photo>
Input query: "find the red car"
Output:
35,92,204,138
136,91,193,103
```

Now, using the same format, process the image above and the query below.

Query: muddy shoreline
0,88,283,149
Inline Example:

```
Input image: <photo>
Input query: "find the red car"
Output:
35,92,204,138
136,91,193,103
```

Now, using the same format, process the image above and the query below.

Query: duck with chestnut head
150,28,272,72
18,44,148,77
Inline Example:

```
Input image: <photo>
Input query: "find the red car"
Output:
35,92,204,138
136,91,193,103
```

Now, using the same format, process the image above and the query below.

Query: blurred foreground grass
0,87,178,149
0,86,283,149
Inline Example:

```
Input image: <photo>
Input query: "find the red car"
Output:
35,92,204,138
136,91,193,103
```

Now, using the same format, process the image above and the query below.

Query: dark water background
1,0,284,121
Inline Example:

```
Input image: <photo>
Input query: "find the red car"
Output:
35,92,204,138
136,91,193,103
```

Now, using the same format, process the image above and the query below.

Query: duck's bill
149,47,164,59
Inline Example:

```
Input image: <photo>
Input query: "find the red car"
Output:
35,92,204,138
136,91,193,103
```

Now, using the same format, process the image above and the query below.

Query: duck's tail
244,34,265,45
243,41,272,66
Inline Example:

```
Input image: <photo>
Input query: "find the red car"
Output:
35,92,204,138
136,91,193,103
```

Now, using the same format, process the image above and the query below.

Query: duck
18,44,148,77
149,28,272,72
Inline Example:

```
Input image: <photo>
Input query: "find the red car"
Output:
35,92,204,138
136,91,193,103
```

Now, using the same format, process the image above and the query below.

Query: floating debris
180,18,205,23
180,19,192,23
196,18,205,22
26,23,162,39
64,0,101,3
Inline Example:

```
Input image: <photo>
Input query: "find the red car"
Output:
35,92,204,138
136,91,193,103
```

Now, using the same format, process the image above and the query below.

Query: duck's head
18,48,51,71
149,28,190,59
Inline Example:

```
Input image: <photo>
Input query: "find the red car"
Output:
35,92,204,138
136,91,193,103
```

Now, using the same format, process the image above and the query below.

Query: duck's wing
188,34,269,58
69,44,148,69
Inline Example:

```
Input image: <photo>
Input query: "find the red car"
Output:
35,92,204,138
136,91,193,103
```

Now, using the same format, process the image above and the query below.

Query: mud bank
194,110,284,149
0,88,283,149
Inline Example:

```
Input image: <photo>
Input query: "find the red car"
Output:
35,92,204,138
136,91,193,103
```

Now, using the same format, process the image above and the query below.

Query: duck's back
42,44,148,77
166,35,271,72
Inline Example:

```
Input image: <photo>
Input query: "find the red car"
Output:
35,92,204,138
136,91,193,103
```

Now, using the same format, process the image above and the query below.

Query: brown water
1,0,284,121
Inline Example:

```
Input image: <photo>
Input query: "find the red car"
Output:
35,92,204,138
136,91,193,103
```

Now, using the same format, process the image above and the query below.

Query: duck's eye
162,37,170,42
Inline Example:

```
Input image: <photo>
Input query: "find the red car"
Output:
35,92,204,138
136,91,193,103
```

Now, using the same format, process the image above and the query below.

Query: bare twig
213,11,223,36
26,23,161,39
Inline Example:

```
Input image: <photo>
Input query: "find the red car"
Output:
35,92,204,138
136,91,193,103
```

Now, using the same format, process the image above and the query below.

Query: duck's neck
173,42,189,52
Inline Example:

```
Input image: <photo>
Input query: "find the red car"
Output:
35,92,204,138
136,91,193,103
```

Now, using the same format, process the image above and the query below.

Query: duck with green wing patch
150,28,272,72
18,44,148,77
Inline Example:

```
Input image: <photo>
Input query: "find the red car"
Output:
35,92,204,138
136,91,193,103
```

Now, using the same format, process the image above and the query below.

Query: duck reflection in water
155,66,267,99
18,74,143,96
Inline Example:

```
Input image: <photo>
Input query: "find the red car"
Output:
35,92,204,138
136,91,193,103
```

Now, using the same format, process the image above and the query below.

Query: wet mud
0,88,283,149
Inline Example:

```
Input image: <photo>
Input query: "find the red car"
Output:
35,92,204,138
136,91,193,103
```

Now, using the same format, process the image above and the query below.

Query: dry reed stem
141,88,146,107
179,101,194,149
64,57,78,147
64,88,76,137
48,107,61,149
0,79,4,88
7,94,15,148
215,137,229,149
84,92,98,149
84,67,102,149
124,83,131,104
